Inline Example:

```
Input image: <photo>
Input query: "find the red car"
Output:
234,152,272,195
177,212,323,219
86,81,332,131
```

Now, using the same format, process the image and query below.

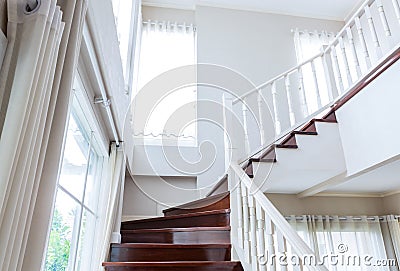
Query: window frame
44,74,109,271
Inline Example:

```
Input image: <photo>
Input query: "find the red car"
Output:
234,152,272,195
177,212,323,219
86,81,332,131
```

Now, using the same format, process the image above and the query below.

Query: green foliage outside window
45,209,71,271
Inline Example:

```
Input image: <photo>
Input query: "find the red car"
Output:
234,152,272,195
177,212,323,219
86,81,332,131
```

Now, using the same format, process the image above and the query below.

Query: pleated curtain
0,0,88,270
381,215,400,271
289,215,400,270
93,143,125,270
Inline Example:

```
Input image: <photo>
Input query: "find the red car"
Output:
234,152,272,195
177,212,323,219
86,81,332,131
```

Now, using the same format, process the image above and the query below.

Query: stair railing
229,164,328,271
232,0,400,162
224,2,400,268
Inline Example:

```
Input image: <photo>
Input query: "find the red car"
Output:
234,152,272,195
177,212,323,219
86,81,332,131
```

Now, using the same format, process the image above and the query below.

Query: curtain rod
291,29,336,36
143,20,196,29
285,215,400,221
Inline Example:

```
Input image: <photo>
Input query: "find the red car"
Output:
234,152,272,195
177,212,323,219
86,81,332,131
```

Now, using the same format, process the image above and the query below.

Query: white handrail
233,0,375,104
233,52,322,104
230,164,329,271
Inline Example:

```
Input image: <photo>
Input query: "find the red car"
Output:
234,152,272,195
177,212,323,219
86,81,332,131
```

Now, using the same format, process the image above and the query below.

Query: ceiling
142,0,362,20
325,159,400,196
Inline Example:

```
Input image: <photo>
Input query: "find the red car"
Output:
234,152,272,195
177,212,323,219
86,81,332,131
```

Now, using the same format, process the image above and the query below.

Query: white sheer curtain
289,215,400,271
293,29,335,113
0,1,88,270
381,215,400,271
135,20,196,140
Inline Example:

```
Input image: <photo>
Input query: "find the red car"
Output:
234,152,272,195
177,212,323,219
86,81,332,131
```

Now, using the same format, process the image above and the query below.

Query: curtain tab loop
25,0,40,14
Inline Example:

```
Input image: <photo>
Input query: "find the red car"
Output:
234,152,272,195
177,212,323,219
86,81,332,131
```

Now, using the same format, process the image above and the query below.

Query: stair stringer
252,122,347,193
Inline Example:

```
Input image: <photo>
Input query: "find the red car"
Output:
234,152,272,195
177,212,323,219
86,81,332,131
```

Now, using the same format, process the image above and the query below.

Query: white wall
122,174,198,219
136,5,344,196
196,6,344,86
196,6,344,194
336,60,400,176
132,144,202,176
142,6,195,23
383,193,400,214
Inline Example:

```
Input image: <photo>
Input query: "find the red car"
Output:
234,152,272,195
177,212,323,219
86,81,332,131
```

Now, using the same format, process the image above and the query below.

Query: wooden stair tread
275,144,298,149
279,131,318,146
110,243,231,262
123,209,230,225
111,243,231,248
292,131,318,135
121,226,230,233
163,192,230,216
313,118,337,123
126,209,230,223
163,192,229,212
103,261,242,267
121,209,231,230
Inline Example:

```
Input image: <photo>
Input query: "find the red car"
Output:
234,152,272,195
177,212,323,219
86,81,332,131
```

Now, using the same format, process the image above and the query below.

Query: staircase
106,0,400,270
103,192,244,271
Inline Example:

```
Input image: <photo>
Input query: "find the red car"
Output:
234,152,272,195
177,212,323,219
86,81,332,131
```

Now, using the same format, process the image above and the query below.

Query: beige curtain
381,215,400,271
0,1,87,271
289,215,395,271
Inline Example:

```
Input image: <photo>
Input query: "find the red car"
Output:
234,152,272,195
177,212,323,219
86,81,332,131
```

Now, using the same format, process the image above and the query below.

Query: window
134,20,197,144
44,88,106,271
111,0,141,94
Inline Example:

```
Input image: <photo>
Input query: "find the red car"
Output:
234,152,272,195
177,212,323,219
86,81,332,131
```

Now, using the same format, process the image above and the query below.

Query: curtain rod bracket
94,97,111,108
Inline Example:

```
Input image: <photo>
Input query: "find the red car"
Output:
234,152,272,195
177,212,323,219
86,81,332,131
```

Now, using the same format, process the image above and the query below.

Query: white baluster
321,47,339,101
376,0,392,37
330,46,345,94
297,67,309,118
346,27,362,77
355,16,372,68
241,183,251,263
310,60,322,108
271,81,281,134
392,0,400,24
365,5,383,58
241,102,251,156
257,88,266,145
338,36,353,84
265,215,276,271
256,205,267,271
276,230,288,271
284,75,295,125
236,177,244,249
248,194,258,271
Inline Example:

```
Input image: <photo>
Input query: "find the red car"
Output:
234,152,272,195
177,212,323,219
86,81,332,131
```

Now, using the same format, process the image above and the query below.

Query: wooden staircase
102,192,244,271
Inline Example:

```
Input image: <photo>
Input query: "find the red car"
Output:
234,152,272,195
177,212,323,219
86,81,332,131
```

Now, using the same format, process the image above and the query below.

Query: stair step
279,131,318,146
121,209,231,230
163,192,230,216
103,261,244,271
121,226,231,244
322,110,337,122
275,144,298,149
302,118,338,132
110,243,231,262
